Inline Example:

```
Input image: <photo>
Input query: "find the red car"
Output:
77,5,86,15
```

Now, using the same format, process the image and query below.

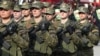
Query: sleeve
36,23,58,47
71,21,81,45
47,24,58,47
88,24,99,45
12,24,29,49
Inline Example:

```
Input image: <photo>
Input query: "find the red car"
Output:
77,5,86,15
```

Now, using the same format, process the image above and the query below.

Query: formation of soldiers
0,0,99,56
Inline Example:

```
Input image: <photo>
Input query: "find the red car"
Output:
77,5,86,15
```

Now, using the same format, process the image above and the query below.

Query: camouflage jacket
75,19,99,48
0,18,28,56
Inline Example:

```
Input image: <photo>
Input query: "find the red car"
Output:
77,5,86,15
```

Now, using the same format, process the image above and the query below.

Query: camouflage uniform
52,3,79,56
13,4,22,22
0,1,29,56
76,6,99,56
19,2,32,56
29,1,58,56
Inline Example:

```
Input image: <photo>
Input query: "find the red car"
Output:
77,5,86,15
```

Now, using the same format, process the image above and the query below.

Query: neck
61,18,68,24
80,19,87,24
2,18,11,24
14,19,20,22
24,15,31,21
34,16,42,24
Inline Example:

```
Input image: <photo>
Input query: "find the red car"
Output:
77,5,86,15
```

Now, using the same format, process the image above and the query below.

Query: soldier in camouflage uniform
0,1,29,56
19,2,32,56
29,1,58,56
76,6,99,56
42,2,51,14
52,2,80,56
44,7,55,23
21,2,31,27
13,4,22,22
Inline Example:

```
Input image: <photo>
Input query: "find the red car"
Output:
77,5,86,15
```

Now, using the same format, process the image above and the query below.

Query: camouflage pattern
0,1,13,10
45,7,55,15
78,6,88,13
42,2,51,8
0,0,99,56
76,19,99,56
0,18,29,56
28,16,58,56
17,14,32,56
0,1,29,56
13,4,21,11
21,2,31,9
60,2,70,12
50,2,81,56
52,18,79,56
76,6,99,56
31,1,43,9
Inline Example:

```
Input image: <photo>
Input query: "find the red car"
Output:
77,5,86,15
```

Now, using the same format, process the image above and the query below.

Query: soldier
29,1,58,56
52,2,79,56
13,4,22,22
19,2,32,56
0,0,29,56
44,7,55,23
76,6,99,56
21,2,31,26
42,2,51,14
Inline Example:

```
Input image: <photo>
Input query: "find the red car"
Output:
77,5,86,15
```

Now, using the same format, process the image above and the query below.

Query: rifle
28,20,50,44
0,17,23,50
81,23,91,36
76,23,91,47
57,23,75,44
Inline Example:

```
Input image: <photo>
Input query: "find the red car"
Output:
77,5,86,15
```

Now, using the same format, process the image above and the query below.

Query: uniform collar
0,18,12,25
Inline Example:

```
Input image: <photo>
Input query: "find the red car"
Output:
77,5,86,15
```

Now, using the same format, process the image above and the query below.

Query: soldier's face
22,9,30,17
31,8,42,18
79,13,87,20
60,11,69,19
42,8,47,13
13,11,22,19
45,14,54,21
0,9,12,19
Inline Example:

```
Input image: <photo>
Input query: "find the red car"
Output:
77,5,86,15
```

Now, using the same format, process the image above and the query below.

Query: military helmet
31,1,43,9
78,6,88,13
0,0,13,10
13,4,21,11
21,2,31,9
60,2,70,12
45,7,54,15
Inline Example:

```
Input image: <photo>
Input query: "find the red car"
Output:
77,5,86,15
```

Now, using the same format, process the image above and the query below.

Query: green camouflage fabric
45,7,54,15
0,18,29,56
78,6,88,13
76,19,99,56
31,1,43,9
0,0,13,10
52,19,80,56
60,2,70,12
21,2,31,9
42,2,51,8
13,4,21,11
31,16,58,55
17,16,34,56
76,19,99,46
